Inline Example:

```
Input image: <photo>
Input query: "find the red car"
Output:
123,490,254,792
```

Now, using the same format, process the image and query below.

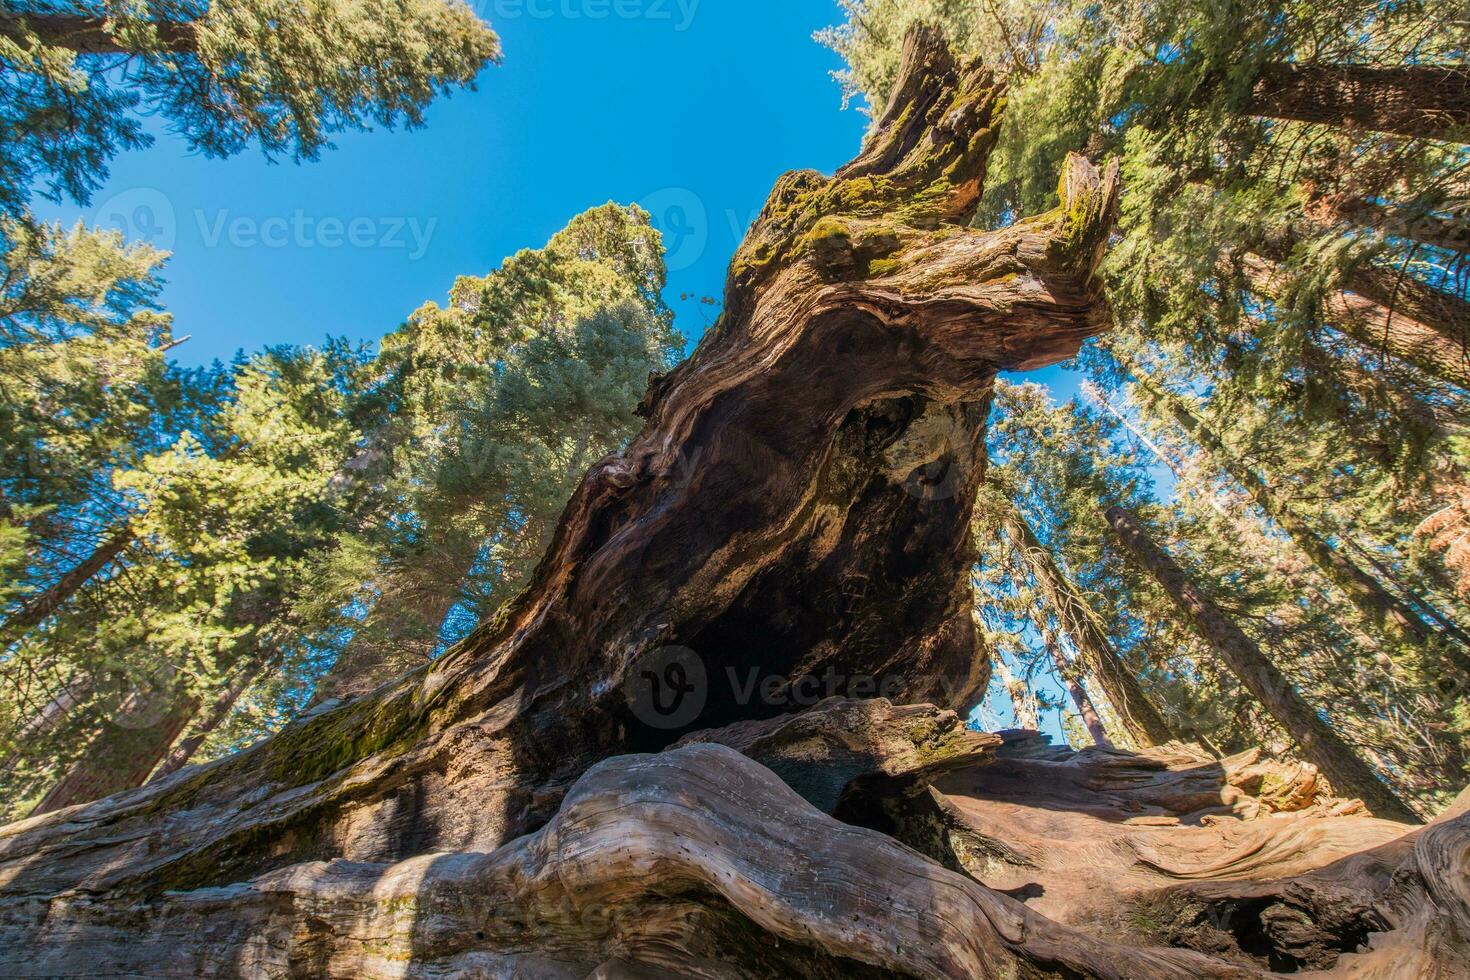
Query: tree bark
7,672,91,745
0,13,196,55
0,525,133,643
1104,504,1421,823
29,685,198,815
1246,63,1470,141
1342,258,1470,356
1127,360,1464,665
1326,197,1470,256
992,654,1039,730
1001,499,1178,746
1244,254,1470,389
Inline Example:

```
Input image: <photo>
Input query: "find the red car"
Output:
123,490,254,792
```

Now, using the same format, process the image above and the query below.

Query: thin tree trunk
30,687,198,815
0,13,196,55
9,672,91,744
1001,500,1177,746
1326,198,1470,256
0,673,93,779
1042,624,1111,748
1083,379,1232,516
1246,63,1470,141
992,656,1039,731
1104,505,1421,823
1244,255,1470,391
149,663,265,782
1344,535,1470,649
0,526,133,641
1126,361,1458,661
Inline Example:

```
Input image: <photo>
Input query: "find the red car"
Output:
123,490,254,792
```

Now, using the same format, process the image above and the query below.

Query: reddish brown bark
1248,63,1470,141
1,13,196,55
30,687,197,815
1042,625,1112,748
1244,253,1470,389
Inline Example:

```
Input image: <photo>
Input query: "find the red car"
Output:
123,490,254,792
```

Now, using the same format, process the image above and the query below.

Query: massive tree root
1,27,1463,978
874,729,1468,976
0,744,1259,979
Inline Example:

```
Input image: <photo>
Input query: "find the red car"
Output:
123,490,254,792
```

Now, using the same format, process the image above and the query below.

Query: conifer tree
0,0,500,215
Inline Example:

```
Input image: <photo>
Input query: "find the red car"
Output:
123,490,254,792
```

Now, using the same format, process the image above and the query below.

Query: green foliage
826,0,1470,807
219,202,680,740
0,202,683,780
0,0,501,215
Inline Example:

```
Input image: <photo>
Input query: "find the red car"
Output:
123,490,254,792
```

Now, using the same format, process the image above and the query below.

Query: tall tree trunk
149,662,266,782
30,686,198,815
1324,198,1470,256
1244,254,1470,391
1042,624,1112,748
0,526,133,642
0,29,1133,966
1125,359,1464,664
1246,63,1470,141
992,655,1039,730
8,672,91,745
1341,259,1470,355
31,590,284,812
310,571,465,707
1104,505,1421,823
1001,500,1178,746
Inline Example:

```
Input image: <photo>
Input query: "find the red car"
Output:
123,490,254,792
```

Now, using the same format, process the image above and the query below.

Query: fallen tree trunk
0,27,1463,978
0,743,1264,979
0,23,1118,919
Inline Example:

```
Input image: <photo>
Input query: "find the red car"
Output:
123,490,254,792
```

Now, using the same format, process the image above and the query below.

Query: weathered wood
880,730,1459,973
0,23,1119,913
674,695,1001,815
0,744,1263,979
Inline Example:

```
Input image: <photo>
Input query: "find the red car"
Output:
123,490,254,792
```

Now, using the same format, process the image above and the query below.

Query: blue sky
42,0,874,367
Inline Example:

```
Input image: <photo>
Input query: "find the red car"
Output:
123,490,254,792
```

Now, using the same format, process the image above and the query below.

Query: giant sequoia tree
0,28,1466,978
